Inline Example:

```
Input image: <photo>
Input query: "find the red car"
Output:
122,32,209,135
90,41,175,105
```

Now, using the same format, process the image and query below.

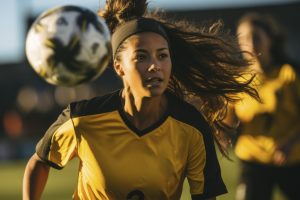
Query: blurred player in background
23,0,259,199
230,12,300,200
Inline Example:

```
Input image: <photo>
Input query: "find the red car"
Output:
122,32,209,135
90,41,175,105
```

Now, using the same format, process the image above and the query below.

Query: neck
121,89,168,130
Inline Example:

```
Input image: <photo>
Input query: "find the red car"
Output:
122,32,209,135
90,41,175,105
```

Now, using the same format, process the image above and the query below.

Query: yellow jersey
36,90,226,199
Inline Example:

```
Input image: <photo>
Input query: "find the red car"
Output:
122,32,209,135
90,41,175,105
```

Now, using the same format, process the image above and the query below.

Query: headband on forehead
112,17,169,58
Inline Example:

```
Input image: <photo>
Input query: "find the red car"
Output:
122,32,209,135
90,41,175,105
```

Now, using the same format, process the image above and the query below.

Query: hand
272,142,293,166
272,149,287,166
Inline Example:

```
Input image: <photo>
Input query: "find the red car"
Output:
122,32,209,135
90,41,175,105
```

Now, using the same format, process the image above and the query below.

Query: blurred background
0,0,299,199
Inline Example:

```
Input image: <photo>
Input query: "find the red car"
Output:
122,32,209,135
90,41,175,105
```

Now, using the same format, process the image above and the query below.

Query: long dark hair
98,0,259,157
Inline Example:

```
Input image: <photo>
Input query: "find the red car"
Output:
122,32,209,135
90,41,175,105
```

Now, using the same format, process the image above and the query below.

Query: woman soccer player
23,0,257,199
232,12,300,200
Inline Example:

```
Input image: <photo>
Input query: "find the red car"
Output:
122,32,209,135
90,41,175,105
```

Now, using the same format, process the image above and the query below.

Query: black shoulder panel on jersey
70,89,121,118
167,92,211,136
167,92,227,198
36,106,71,169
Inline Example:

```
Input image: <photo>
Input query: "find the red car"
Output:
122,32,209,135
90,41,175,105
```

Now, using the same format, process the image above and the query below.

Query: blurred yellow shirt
234,64,300,165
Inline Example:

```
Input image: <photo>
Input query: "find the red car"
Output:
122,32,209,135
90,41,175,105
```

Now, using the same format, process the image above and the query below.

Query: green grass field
0,152,286,200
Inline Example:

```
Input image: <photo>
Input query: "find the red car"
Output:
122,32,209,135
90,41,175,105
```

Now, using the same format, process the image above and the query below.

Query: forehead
238,22,267,37
125,32,169,50
237,22,253,35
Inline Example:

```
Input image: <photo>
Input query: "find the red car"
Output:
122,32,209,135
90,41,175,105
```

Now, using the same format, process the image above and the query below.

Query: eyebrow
134,48,169,53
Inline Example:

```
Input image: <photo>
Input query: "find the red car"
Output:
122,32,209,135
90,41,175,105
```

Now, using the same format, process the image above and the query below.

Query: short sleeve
36,105,77,169
187,129,227,200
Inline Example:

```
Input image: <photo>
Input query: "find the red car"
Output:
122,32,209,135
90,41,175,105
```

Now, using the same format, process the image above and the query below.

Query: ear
114,60,125,76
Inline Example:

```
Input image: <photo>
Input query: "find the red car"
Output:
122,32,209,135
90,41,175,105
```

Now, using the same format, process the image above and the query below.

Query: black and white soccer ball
25,5,111,86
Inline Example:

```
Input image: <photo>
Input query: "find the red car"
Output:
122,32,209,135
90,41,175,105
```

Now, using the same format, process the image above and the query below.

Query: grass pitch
0,152,286,200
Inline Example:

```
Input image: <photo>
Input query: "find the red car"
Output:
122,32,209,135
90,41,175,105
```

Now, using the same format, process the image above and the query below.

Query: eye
158,53,169,60
133,54,147,62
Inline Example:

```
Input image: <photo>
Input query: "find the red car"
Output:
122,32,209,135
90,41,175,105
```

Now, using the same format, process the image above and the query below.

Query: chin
144,87,166,97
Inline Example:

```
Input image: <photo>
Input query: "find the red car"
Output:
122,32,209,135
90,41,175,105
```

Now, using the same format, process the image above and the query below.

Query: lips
145,77,163,87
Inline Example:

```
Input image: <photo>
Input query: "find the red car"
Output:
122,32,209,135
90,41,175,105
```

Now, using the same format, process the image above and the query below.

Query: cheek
239,36,253,51
164,60,172,77
122,62,145,84
126,63,144,77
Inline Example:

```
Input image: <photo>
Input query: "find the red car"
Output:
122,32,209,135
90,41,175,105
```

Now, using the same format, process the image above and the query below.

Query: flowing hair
98,0,259,157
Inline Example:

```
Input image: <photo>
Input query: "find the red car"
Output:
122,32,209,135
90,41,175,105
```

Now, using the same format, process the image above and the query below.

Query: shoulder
70,89,121,118
166,92,212,137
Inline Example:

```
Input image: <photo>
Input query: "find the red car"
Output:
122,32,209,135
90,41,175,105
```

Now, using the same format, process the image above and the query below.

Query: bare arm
23,153,50,200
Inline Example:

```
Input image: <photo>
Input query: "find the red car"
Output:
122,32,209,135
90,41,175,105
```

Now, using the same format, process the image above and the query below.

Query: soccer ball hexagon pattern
25,5,111,86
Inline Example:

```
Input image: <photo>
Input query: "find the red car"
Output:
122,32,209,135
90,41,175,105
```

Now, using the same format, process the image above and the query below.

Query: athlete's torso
36,90,226,199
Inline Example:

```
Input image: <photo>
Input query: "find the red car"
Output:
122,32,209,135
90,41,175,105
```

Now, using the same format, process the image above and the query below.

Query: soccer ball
25,5,111,86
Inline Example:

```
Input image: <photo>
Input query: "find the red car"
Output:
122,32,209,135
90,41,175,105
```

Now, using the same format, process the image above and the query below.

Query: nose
148,63,161,72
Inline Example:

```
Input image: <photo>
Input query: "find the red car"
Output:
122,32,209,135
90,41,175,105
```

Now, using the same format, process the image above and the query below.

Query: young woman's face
237,21,272,70
115,32,172,97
